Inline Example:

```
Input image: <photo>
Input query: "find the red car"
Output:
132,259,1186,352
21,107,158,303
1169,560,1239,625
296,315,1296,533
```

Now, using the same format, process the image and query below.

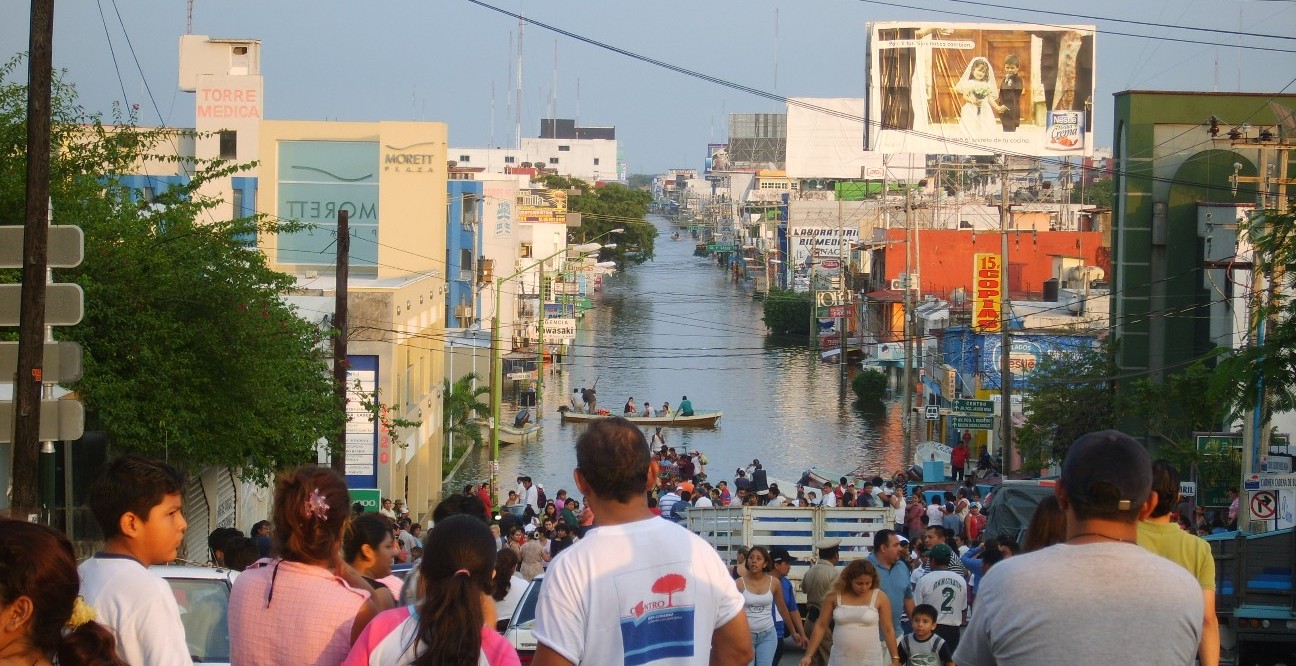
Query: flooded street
449,215,906,496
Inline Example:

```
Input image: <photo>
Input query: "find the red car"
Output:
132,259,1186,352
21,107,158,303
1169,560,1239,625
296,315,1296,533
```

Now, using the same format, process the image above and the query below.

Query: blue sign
277,141,380,268
344,354,380,491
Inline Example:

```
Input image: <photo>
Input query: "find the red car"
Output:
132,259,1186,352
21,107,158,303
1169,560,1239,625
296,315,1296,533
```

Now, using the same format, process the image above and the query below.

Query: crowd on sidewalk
0,421,1216,666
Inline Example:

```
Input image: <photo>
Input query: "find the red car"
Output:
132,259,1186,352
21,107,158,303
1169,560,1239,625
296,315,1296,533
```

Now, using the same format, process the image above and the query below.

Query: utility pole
535,268,545,419
999,159,1014,478
332,209,349,474
12,0,55,518
902,187,915,463
1226,123,1294,526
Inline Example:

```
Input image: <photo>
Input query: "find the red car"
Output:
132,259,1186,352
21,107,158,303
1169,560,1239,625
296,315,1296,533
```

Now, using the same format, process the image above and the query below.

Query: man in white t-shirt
533,417,752,666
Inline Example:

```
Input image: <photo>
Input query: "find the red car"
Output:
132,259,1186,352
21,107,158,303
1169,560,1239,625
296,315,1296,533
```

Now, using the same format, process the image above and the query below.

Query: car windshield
163,576,231,663
513,576,544,627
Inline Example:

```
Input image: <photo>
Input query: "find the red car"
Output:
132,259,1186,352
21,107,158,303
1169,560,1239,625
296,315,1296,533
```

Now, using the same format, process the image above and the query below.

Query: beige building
256,119,450,517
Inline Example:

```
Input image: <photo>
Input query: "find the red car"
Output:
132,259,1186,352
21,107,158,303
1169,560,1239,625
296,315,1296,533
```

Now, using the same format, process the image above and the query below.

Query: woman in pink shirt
345,515,520,666
230,467,391,666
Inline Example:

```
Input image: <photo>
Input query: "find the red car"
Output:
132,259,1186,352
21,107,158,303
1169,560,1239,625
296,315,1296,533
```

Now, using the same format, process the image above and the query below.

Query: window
459,155,470,162
549,157,559,165
558,145,570,152
218,130,237,160
504,156,516,164
520,243,533,258
460,249,473,282
593,158,600,166
232,188,245,216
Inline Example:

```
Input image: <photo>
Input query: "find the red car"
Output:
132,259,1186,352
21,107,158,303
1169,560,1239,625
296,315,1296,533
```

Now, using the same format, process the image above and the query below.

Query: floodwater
447,215,906,498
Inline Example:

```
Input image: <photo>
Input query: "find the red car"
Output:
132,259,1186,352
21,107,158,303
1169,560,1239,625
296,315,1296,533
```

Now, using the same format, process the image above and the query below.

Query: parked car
503,574,544,664
153,564,237,665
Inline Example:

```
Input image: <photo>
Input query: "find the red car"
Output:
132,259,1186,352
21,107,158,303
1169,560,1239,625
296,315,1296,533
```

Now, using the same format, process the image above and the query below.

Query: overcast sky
2,0,1293,173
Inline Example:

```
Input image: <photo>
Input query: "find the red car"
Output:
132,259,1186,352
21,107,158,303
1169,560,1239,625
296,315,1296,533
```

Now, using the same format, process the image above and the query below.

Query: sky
1,0,1294,174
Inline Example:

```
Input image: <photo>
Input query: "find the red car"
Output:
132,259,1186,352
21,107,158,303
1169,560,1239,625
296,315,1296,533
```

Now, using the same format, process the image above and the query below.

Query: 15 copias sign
973,253,1002,333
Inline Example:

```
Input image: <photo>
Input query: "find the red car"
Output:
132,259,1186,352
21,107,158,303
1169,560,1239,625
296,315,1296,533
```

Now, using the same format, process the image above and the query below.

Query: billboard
865,22,1095,156
972,253,1002,333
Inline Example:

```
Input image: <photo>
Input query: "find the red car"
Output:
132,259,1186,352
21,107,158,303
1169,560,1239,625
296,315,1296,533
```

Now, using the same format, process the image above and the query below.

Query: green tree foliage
1071,177,1113,208
0,60,342,480
442,372,490,451
851,369,888,404
1123,360,1234,499
761,288,812,336
626,173,654,190
1014,338,1116,470
538,174,656,265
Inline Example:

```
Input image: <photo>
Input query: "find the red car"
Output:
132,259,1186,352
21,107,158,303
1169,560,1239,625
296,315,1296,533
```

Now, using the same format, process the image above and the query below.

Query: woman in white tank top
736,546,806,666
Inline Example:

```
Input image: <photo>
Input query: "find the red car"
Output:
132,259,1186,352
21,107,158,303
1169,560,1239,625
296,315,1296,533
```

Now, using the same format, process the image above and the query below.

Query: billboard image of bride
865,22,1095,157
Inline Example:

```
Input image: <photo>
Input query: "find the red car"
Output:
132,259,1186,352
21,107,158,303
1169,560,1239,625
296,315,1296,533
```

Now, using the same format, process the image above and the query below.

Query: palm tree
443,372,491,456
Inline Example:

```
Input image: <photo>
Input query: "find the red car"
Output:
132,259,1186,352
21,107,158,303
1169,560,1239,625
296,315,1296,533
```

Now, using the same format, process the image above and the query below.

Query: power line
937,0,1296,42
851,0,1296,53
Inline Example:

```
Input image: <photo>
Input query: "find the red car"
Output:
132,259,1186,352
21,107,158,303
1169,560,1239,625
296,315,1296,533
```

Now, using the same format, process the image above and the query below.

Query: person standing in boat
570,389,584,413
624,396,636,415
581,386,597,413
679,395,695,416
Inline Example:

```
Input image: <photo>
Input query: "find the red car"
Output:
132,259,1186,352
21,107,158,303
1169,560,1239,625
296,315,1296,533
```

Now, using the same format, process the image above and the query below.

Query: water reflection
448,215,905,498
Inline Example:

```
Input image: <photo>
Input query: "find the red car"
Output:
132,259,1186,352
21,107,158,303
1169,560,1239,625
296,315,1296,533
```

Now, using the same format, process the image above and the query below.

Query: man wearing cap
913,543,967,652
800,538,841,666
1138,461,1219,666
769,547,809,665
954,430,1203,665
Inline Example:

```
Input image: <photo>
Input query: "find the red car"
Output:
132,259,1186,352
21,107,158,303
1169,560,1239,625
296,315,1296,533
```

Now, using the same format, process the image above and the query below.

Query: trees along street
0,63,342,500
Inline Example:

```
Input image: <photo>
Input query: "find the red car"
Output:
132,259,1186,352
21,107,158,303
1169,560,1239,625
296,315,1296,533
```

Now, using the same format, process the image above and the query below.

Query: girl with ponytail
344,514,520,666
0,519,127,666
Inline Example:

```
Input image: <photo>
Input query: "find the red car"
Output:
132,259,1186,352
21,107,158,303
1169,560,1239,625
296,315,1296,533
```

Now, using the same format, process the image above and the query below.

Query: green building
1111,91,1295,400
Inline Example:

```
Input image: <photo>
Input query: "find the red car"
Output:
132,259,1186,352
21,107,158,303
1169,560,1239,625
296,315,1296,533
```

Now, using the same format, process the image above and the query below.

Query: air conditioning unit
454,304,473,320
890,279,903,290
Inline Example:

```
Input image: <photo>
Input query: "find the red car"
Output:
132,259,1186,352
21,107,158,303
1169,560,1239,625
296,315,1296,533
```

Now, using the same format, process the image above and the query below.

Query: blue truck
1207,527,1295,665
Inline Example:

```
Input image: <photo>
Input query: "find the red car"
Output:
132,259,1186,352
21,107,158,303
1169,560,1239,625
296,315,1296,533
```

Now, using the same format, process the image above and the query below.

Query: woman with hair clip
344,514,520,665
230,466,394,665
0,519,128,666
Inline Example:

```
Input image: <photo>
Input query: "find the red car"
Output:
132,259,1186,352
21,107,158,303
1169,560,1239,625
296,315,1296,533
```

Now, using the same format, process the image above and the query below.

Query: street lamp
488,228,622,504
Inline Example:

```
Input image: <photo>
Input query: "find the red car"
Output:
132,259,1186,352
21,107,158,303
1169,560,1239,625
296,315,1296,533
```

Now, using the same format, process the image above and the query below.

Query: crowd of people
0,422,1219,666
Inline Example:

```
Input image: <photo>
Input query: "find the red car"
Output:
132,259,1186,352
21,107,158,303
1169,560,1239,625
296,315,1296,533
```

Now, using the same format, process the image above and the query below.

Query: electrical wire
462,0,1295,198
850,0,1296,53
936,0,1296,42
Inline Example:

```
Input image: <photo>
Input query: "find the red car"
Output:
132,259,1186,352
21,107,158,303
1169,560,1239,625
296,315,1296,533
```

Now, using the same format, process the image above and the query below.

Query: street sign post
953,398,995,414
951,415,995,430
0,341,82,383
0,400,84,444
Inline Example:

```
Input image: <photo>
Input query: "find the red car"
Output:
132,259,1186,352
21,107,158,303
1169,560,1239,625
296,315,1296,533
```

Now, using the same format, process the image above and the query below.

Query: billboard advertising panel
865,22,1095,157
972,253,1002,333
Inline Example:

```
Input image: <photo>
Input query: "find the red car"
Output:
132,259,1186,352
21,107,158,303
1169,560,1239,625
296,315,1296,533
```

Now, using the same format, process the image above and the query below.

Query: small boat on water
560,409,722,427
497,422,541,446
671,231,681,240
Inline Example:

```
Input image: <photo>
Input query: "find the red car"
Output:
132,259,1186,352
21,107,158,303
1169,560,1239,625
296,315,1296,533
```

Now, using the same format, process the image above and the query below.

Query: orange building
873,228,1107,300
